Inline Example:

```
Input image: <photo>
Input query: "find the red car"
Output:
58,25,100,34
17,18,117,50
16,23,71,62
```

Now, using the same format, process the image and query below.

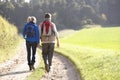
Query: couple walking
22,13,60,72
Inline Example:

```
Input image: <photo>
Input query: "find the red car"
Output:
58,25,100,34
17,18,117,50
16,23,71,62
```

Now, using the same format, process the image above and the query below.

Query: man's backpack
26,24,35,37
41,21,55,36
41,21,55,42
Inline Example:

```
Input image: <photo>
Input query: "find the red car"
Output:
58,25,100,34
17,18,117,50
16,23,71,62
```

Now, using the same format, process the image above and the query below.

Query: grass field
61,27,120,51
56,27,120,80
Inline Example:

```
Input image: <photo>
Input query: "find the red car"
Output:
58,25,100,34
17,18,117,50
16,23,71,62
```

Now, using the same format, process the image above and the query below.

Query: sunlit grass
61,27,120,51
0,16,20,62
56,27,120,80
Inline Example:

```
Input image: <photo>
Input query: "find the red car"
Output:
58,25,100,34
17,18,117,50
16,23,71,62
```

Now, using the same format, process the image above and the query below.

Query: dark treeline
0,0,120,31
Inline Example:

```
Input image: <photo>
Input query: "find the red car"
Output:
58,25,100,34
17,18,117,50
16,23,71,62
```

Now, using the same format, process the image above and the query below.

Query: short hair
45,13,51,19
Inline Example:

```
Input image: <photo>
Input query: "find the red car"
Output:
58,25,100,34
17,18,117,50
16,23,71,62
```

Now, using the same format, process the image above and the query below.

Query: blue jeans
42,43,55,67
26,41,37,66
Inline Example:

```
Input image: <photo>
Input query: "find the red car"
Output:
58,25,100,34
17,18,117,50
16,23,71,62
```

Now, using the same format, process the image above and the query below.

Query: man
40,13,59,72
23,16,40,71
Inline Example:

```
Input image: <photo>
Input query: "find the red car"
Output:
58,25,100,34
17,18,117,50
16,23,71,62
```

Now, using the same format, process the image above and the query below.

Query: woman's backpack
26,24,35,37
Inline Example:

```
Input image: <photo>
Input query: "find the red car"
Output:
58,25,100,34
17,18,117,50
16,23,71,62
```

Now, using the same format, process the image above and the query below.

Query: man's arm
52,23,60,47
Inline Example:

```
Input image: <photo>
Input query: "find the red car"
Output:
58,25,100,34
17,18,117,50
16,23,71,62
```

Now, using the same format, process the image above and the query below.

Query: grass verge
56,44,120,80
55,27,120,80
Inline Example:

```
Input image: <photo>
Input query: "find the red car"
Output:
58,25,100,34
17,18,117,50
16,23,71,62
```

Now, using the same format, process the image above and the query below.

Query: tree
18,0,25,4
30,0,40,6
80,5,95,19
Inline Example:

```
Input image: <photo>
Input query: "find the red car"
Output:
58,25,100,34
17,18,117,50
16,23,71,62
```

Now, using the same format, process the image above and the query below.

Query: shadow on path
0,70,30,77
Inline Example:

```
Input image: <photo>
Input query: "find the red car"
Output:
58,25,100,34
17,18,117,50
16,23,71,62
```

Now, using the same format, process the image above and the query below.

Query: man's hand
56,37,60,48
57,41,59,48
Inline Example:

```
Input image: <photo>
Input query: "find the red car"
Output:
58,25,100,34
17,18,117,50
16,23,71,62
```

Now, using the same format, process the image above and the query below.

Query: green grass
55,27,120,80
0,15,20,62
61,27,120,51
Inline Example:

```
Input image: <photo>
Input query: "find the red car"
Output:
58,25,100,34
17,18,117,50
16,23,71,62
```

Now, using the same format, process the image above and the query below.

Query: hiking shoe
29,65,32,71
45,64,50,72
31,65,35,70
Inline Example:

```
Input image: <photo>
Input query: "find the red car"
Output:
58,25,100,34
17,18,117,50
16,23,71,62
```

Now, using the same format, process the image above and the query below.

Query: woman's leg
31,42,37,66
26,41,32,70
26,41,31,65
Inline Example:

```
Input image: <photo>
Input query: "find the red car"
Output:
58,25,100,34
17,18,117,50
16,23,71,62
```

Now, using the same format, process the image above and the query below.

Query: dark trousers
42,43,55,67
26,41,37,66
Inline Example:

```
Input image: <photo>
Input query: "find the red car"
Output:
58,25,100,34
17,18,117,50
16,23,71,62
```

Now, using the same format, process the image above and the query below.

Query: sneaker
45,64,50,72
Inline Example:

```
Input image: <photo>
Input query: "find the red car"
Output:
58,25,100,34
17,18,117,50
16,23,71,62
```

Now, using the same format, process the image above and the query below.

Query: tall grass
0,16,20,62
56,27,120,80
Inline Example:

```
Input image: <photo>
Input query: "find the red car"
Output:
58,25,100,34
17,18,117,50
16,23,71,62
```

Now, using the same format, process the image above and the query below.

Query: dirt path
41,53,81,80
0,43,40,80
0,43,81,80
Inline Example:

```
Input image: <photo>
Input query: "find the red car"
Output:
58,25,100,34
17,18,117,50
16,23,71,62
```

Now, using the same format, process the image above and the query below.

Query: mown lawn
55,27,120,80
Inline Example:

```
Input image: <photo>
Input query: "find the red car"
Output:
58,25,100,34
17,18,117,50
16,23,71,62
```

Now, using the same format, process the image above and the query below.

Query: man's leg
42,43,48,65
42,43,50,72
48,43,55,69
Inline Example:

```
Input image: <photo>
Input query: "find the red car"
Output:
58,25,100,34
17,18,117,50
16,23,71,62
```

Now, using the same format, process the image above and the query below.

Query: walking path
41,53,80,80
0,43,40,80
0,42,81,80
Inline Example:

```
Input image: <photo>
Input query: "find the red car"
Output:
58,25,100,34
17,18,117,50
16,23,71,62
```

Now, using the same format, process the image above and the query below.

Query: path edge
54,51,82,80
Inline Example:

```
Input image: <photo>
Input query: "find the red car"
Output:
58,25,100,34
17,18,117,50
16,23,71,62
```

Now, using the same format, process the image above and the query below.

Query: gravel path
0,42,81,80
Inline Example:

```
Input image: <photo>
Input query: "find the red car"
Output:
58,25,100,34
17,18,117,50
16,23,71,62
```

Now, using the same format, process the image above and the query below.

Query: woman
23,16,40,71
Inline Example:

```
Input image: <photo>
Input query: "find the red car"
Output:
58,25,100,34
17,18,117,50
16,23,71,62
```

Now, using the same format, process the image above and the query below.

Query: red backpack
41,20,54,36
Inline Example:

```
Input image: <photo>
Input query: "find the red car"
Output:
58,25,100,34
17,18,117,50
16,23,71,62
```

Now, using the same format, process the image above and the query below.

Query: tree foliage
0,0,119,31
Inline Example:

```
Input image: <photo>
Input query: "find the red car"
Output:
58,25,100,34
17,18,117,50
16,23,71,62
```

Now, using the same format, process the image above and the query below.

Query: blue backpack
26,24,35,37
